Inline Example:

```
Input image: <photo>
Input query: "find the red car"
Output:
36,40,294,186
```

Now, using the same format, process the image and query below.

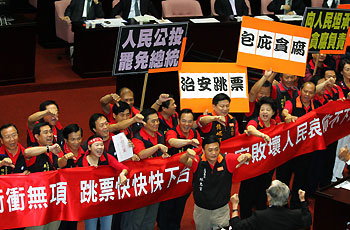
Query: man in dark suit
267,0,305,15
63,0,104,23
228,180,312,230
322,0,350,8
111,0,159,20
214,0,249,16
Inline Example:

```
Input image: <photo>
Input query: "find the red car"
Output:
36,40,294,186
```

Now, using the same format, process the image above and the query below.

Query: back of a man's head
266,180,290,207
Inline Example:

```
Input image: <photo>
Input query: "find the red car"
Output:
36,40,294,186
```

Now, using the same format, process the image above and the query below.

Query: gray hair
266,180,290,207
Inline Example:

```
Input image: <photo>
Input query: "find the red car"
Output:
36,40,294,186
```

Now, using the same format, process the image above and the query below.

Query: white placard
112,132,133,162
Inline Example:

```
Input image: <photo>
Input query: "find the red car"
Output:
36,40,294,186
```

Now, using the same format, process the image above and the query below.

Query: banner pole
313,54,320,76
140,72,149,111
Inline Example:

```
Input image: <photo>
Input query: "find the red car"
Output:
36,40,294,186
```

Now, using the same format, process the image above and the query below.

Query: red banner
0,155,192,229
0,100,349,229
221,100,350,182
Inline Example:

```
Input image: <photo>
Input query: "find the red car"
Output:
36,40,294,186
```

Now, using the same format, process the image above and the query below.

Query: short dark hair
0,124,18,138
112,101,130,115
140,108,158,123
159,94,174,112
39,100,59,111
322,66,336,77
63,124,83,139
257,97,277,115
310,74,323,85
179,108,194,119
203,135,220,148
33,122,51,136
89,113,108,133
301,81,316,93
212,93,230,105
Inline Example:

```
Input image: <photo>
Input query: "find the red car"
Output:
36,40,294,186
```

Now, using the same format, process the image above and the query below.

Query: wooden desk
0,16,36,85
313,176,350,230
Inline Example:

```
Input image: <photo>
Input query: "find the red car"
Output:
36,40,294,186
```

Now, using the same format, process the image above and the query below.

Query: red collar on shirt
63,143,84,163
257,117,276,128
0,144,25,165
139,127,161,140
175,125,194,139
158,112,177,129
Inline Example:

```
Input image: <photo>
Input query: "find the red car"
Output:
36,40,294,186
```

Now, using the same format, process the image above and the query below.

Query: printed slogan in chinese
302,7,350,53
237,16,312,76
113,23,188,75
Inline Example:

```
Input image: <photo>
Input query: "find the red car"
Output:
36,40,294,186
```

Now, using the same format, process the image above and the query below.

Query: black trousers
157,193,190,230
239,170,273,219
59,221,77,230
276,154,312,209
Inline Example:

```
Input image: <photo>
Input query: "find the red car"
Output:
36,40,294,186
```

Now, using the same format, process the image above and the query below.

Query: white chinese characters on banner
233,117,324,164
239,27,309,64
179,73,247,99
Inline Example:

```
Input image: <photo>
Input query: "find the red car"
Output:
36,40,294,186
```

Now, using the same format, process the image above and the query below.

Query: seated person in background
63,0,104,23
111,0,159,20
267,0,305,15
322,0,350,8
214,0,249,16
229,180,312,230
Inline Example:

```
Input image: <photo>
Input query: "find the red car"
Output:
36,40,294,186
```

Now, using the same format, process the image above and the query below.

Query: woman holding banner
239,96,277,219
76,136,128,230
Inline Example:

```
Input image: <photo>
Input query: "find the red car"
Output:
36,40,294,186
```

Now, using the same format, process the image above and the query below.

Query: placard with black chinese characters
237,16,312,77
113,22,188,76
302,7,350,54
178,62,249,113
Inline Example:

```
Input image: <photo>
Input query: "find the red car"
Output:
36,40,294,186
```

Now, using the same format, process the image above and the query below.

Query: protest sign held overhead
237,16,312,77
113,23,188,75
302,7,350,54
178,62,249,113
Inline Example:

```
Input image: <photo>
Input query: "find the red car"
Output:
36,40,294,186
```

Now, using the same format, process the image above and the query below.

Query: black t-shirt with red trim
157,112,178,135
0,144,28,175
26,148,61,172
62,143,85,168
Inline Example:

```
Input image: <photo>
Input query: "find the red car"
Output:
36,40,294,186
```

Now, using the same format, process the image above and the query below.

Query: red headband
88,137,103,146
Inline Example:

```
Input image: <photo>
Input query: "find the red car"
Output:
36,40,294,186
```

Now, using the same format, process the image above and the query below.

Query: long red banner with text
0,100,349,229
